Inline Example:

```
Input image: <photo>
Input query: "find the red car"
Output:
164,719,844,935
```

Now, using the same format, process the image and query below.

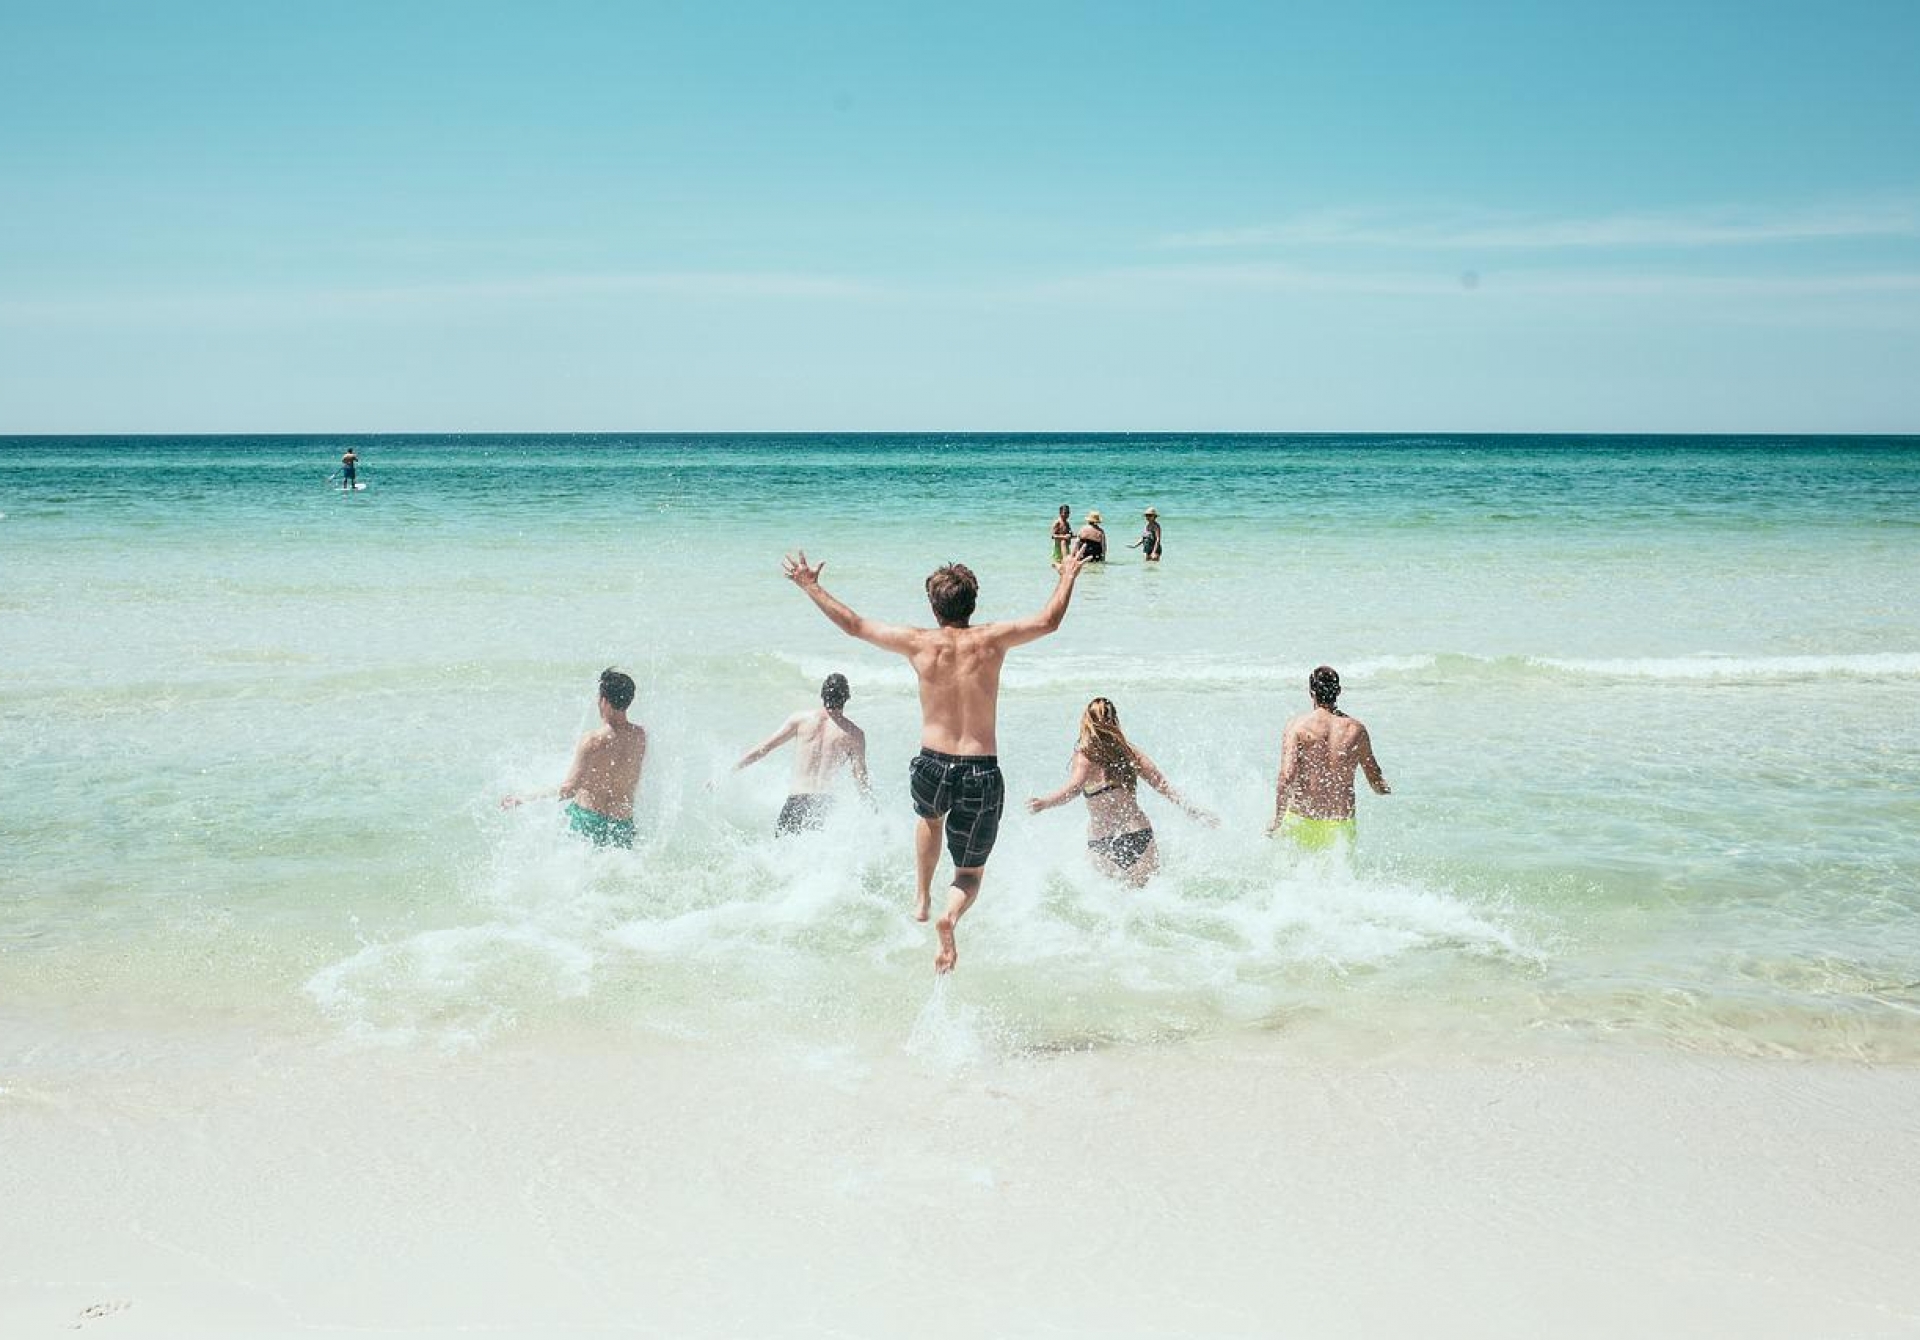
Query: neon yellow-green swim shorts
1274,812,1356,851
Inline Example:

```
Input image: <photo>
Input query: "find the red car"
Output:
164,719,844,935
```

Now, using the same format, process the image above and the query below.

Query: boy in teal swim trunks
1268,666,1389,850
502,669,648,848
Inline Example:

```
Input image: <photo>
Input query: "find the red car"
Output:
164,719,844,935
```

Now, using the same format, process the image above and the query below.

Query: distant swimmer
1074,510,1107,562
340,448,359,491
783,549,1084,972
1051,504,1073,565
1128,507,1162,562
501,668,648,849
732,672,874,835
1268,666,1389,850
1027,696,1216,886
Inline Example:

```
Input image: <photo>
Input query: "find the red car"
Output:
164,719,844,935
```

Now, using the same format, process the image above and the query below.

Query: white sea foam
773,647,1920,692
771,650,1440,692
303,789,1529,1056
1528,652,1920,681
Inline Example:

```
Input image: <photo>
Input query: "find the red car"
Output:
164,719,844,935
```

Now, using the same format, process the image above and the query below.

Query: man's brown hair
925,563,978,625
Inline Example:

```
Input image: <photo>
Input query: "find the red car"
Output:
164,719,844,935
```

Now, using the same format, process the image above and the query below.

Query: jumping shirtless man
783,551,1084,972
733,672,873,834
501,668,648,849
1268,665,1390,851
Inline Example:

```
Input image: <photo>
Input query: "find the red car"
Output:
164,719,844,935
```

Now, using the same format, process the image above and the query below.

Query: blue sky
2,0,1917,432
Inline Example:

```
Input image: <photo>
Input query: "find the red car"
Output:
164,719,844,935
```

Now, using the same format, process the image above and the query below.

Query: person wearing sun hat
1074,509,1107,562
1129,507,1162,562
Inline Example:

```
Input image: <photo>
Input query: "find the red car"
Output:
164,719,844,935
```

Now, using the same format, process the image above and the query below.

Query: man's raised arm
989,553,1083,649
782,551,919,654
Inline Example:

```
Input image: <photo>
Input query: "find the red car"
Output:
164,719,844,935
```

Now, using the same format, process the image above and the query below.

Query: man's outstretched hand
1056,552,1083,580
783,551,825,587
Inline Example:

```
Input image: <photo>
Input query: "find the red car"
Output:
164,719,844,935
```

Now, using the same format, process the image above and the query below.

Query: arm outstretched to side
783,551,919,654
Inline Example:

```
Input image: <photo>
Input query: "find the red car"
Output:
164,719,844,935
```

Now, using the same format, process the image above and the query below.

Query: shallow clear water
3,434,1918,1060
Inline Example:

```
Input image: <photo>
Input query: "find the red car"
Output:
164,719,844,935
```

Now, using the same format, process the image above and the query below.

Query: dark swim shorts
908,748,1005,869
775,792,834,836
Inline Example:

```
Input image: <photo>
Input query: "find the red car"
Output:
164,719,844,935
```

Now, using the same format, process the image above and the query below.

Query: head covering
1086,510,1103,524
1143,507,1158,517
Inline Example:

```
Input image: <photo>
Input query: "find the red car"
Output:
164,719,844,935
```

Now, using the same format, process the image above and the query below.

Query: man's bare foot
914,891,931,923
934,916,957,973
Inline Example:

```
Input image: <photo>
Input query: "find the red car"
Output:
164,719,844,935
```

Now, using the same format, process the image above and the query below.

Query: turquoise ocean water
3,434,1918,1061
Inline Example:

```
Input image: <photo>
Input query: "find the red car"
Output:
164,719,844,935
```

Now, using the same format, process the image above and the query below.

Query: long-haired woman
1026,697,1216,885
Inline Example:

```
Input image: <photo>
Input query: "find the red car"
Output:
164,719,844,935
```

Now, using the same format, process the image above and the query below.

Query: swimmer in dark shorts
784,549,1084,973
732,673,871,838
1027,696,1216,887
340,447,358,490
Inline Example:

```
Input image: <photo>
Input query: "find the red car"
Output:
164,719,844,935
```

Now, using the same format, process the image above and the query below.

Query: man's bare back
1276,710,1383,819
902,625,1013,755
569,722,647,819
781,708,865,793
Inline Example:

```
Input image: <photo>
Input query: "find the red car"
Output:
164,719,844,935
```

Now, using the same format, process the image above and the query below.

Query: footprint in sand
72,1300,131,1329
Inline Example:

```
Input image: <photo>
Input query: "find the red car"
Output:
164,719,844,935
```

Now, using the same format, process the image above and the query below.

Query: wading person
1074,510,1107,562
732,672,873,835
1027,696,1216,885
1128,507,1162,561
1268,665,1389,851
1050,504,1073,565
501,668,648,849
783,550,1083,972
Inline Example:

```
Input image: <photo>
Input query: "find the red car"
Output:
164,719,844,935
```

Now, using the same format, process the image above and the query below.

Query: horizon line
4,428,1919,441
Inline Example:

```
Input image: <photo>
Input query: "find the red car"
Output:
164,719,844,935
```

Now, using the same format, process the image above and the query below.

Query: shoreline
7,1024,1919,1337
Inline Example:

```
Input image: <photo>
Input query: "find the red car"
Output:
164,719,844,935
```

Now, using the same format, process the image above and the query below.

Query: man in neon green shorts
1268,665,1389,850
501,668,648,848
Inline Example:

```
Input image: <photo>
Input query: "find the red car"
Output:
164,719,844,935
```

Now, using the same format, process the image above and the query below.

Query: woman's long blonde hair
1078,697,1138,792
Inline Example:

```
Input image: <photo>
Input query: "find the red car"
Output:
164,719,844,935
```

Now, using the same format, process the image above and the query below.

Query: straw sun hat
1143,507,1158,516
1086,510,1103,524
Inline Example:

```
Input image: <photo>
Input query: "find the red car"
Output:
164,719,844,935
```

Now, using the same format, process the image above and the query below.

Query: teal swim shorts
566,801,635,849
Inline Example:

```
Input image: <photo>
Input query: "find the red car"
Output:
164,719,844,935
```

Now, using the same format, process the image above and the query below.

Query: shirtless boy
1268,665,1389,850
501,668,648,848
733,672,873,834
783,550,1083,972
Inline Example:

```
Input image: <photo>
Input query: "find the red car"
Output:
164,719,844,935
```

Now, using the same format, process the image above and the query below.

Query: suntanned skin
735,704,872,798
1268,699,1389,830
783,550,1083,972
501,693,648,819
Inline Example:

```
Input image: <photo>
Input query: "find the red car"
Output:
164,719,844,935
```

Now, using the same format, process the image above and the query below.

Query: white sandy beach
6,1020,1918,1339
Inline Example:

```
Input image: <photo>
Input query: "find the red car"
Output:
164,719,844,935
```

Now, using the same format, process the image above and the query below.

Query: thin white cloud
0,270,877,325
1006,263,1920,303
1161,204,1920,251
